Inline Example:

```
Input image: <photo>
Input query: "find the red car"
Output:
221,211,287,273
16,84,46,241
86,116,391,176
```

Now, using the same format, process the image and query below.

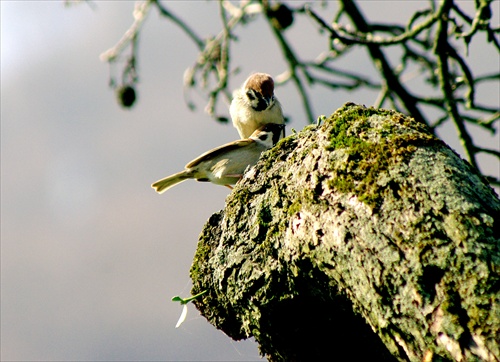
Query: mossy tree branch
190,104,500,361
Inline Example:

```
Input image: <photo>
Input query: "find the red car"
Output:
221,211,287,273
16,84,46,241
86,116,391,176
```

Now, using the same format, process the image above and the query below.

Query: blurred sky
1,1,499,361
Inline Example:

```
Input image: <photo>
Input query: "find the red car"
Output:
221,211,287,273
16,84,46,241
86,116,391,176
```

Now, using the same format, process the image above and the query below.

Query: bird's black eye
258,133,268,141
246,90,256,101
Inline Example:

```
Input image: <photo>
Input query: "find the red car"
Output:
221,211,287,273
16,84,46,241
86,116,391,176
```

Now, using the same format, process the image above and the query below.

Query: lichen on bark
190,103,500,361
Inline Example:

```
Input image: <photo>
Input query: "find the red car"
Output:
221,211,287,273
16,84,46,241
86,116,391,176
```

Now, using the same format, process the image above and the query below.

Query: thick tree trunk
190,103,500,361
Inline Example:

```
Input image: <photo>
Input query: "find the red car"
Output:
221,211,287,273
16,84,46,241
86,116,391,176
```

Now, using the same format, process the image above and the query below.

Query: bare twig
100,1,152,62
260,0,315,124
152,0,204,49
305,3,443,46
434,0,479,170
476,147,500,158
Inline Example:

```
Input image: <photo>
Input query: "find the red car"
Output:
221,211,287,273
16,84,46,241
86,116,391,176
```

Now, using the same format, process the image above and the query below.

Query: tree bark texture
190,103,500,361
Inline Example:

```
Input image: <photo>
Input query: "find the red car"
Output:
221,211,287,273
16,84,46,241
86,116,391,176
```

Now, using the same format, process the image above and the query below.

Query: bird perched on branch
151,123,285,194
230,73,285,139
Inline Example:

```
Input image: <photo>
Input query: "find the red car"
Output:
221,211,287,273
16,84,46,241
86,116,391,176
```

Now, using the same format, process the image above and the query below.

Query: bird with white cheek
230,73,285,139
151,123,285,194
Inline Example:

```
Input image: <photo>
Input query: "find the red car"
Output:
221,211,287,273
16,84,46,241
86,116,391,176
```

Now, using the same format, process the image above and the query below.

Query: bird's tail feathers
151,170,191,194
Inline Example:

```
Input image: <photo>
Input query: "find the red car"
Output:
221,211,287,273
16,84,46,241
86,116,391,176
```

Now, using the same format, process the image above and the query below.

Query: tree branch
191,103,500,361
433,0,479,170
152,0,204,49
100,1,152,62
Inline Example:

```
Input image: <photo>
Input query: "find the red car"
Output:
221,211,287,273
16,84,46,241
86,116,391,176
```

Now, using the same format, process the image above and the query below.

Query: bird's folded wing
185,139,254,168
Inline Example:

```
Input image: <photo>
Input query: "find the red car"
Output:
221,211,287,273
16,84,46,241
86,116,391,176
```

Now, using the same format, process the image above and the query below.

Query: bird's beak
264,95,273,109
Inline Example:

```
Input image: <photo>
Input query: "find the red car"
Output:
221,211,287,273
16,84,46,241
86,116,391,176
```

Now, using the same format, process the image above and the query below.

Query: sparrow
151,123,285,194
230,73,285,139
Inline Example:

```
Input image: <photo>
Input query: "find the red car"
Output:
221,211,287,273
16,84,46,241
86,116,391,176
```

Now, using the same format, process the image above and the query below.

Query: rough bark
190,103,500,361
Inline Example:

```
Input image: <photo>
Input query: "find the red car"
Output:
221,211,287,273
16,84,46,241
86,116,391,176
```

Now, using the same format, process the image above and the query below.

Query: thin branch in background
476,72,500,83
203,1,232,117
476,147,500,159
329,7,443,46
100,1,152,63
434,0,479,170
373,86,390,109
477,111,500,128
453,0,499,51
447,45,475,108
306,53,380,89
430,113,450,130
462,113,499,134
260,0,315,124
311,69,376,90
152,0,204,49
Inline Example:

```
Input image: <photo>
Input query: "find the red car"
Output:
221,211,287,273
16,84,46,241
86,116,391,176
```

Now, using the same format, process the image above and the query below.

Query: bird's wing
185,139,254,168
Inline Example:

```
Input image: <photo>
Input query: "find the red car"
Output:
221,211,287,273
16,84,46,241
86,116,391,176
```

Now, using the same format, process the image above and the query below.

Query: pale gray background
2,1,498,361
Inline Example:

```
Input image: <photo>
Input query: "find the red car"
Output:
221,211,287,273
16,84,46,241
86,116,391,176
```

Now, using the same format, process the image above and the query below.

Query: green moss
324,104,441,209
228,186,252,209
190,236,213,282
327,139,392,208
287,199,302,216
